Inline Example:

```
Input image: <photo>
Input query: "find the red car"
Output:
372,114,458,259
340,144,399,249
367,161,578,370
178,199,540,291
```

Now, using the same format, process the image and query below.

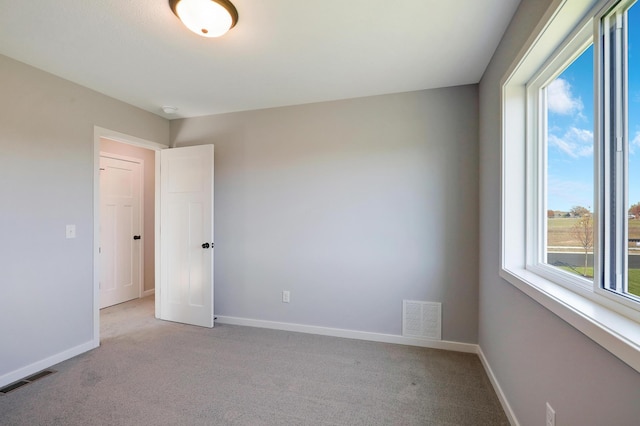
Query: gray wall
100,139,156,293
479,1,640,425
0,54,168,381
171,87,480,343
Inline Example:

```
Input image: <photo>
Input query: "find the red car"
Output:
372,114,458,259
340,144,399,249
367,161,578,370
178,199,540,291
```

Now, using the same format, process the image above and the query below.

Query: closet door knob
202,243,210,249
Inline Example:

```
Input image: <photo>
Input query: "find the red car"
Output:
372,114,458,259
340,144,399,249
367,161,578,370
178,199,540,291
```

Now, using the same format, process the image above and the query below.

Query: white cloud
568,127,592,142
548,127,593,158
625,131,640,155
547,78,583,115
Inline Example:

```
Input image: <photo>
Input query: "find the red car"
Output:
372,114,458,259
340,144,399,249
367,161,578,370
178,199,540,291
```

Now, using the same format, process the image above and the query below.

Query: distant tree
571,214,593,276
570,205,590,217
629,202,640,219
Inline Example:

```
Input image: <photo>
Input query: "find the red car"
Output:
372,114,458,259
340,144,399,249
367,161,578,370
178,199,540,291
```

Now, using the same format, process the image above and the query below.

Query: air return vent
0,369,56,395
402,300,441,340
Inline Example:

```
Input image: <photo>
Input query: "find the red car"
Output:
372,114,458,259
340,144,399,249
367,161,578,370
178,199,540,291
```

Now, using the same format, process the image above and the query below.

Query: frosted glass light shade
169,0,238,38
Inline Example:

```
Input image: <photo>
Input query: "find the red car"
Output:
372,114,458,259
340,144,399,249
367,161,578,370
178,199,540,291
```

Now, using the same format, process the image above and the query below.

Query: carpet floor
0,296,508,425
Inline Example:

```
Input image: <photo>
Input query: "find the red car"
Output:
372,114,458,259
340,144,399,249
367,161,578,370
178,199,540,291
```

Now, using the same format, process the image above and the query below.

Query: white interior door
159,144,214,328
99,155,142,308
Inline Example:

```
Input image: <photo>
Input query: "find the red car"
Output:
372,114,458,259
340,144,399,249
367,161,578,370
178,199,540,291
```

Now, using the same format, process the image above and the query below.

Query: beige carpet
0,296,508,425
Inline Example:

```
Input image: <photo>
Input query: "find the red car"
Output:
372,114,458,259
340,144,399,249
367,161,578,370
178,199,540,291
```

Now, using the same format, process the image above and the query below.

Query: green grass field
558,266,640,296
548,217,640,297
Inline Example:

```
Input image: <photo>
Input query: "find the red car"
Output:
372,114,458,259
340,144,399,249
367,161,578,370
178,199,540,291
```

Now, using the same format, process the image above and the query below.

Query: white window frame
526,25,594,296
597,0,640,305
501,0,640,373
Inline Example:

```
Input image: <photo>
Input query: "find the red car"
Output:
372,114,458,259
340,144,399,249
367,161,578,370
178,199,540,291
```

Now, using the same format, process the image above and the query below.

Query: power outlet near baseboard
282,290,290,303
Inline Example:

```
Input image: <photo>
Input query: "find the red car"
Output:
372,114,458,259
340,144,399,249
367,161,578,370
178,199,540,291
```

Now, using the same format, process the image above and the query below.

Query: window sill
500,267,640,373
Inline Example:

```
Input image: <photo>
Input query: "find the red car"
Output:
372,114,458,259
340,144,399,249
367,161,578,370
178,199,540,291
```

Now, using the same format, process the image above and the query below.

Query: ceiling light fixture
169,0,238,38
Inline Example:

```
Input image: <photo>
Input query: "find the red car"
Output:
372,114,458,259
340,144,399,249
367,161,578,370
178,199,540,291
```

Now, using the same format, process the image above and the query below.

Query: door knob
133,235,141,240
202,243,210,249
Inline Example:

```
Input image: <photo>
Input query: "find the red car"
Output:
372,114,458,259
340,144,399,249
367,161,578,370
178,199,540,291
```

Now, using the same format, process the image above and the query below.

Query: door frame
92,126,168,345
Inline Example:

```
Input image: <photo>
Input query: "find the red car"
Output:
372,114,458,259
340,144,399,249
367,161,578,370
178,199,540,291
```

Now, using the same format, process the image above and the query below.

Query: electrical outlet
546,402,555,426
282,290,290,303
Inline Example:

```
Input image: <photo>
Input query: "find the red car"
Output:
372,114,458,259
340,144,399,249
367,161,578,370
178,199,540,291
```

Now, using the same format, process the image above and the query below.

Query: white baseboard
142,289,155,297
215,315,478,353
0,339,98,388
477,346,519,426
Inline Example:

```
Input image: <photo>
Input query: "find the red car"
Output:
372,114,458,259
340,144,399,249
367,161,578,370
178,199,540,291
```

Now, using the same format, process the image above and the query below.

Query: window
530,41,595,287
530,0,640,307
599,0,640,302
501,0,640,373
526,0,640,307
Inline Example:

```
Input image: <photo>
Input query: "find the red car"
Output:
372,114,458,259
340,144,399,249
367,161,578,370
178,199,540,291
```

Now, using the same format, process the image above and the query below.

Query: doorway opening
93,127,166,344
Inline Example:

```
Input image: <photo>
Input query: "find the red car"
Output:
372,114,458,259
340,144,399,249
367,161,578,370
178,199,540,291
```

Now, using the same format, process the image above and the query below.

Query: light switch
66,224,76,239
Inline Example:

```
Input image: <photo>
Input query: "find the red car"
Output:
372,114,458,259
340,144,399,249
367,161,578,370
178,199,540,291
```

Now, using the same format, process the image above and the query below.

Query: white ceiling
0,0,521,119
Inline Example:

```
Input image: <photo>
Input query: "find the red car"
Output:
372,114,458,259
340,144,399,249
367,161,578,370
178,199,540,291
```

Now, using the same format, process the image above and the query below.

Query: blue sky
547,4,640,212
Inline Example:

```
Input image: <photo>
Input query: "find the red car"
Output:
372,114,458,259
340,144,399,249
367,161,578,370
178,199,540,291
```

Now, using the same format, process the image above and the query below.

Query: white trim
0,340,97,388
94,126,168,151
93,126,167,345
154,151,162,319
477,347,520,426
142,289,156,297
215,316,478,353
99,151,145,163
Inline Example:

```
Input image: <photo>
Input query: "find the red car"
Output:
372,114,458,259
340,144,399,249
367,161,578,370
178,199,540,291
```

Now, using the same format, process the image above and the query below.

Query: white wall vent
402,300,441,340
